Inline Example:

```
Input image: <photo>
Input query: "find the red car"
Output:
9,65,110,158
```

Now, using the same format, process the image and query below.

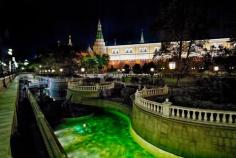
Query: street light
8,49,13,73
81,67,85,73
150,67,155,73
150,67,155,85
169,62,176,70
214,66,219,76
24,59,29,66
8,49,13,55
213,66,219,72
59,68,63,72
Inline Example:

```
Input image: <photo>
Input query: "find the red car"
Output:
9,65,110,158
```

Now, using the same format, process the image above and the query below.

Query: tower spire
140,29,144,43
68,34,73,46
93,19,106,55
96,19,104,40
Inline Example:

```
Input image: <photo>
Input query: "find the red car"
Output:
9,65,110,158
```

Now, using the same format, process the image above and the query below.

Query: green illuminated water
55,110,156,158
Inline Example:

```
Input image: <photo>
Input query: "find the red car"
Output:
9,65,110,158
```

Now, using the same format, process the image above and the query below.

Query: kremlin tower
93,19,106,55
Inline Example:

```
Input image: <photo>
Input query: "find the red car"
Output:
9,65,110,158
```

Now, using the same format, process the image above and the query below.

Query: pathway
0,76,18,158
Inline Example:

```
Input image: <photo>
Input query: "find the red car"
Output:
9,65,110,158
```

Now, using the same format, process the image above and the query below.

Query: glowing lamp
81,67,85,73
214,66,219,72
8,49,13,55
169,62,176,70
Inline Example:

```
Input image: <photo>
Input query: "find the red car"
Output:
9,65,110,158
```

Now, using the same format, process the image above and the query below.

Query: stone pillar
216,113,220,122
162,99,171,117
142,86,147,97
96,83,100,91
164,85,168,94
229,114,233,123
193,111,196,120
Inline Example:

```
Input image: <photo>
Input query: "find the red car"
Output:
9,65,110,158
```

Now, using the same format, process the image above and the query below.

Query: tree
123,64,130,74
153,0,210,86
81,54,110,73
132,64,142,74
142,63,149,74
153,42,173,61
32,44,78,75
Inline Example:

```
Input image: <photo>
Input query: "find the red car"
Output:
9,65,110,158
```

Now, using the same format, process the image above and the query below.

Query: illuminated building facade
92,20,232,68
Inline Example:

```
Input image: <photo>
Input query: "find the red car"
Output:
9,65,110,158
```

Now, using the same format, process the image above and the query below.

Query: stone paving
0,77,18,158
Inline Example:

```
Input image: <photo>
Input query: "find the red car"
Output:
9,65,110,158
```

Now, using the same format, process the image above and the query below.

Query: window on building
144,47,147,52
125,48,133,53
112,49,119,54
139,47,147,52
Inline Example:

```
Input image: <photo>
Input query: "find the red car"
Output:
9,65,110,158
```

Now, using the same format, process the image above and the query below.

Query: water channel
55,110,155,158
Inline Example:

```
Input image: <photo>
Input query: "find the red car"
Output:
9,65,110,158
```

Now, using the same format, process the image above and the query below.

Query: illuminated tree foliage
80,54,110,73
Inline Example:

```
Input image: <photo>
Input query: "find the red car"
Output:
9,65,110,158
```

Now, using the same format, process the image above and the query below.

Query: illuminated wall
105,38,231,68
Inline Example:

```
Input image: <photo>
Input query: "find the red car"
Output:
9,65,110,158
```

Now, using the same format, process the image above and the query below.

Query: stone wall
132,104,236,158
0,75,15,90
66,89,100,103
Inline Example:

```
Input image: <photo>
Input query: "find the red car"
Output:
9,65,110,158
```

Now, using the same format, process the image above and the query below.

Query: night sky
0,0,236,59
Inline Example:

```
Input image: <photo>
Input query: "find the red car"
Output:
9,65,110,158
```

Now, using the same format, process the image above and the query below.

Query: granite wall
132,104,236,158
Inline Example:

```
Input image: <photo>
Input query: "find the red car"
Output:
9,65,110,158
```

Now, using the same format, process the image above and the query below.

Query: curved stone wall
66,89,100,103
132,104,236,158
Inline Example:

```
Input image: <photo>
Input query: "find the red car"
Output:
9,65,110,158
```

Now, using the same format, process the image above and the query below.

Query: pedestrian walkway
0,76,18,158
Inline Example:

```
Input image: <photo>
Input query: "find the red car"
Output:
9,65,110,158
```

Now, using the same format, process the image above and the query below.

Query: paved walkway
0,77,18,158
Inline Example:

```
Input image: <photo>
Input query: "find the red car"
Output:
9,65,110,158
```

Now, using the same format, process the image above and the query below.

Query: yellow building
92,20,231,68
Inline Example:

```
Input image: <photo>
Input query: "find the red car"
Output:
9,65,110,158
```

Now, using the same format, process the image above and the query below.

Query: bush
130,77,139,83
105,77,114,82
153,79,165,87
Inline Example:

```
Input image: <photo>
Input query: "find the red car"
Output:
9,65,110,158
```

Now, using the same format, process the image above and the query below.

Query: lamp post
59,68,63,77
150,67,155,85
39,65,42,74
122,68,125,76
81,67,85,77
213,66,219,76
8,49,13,74
169,62,176,78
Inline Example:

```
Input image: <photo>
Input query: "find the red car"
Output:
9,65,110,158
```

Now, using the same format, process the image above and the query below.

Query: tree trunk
176,40,183,87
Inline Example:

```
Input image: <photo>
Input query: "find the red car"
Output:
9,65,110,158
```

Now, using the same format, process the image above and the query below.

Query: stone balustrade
170,105,236,125
68,81,115,91
135,86,236,126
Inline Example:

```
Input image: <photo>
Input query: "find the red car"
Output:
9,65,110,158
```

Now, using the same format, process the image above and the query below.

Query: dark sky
0,0,236,59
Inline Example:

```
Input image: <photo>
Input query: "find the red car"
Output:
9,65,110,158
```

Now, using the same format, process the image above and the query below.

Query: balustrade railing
68,81,115,91
135,86,236,126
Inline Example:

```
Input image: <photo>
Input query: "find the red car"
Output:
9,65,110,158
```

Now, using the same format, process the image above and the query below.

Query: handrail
135,86,236,126
68,82,115,91
27,90,67,158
